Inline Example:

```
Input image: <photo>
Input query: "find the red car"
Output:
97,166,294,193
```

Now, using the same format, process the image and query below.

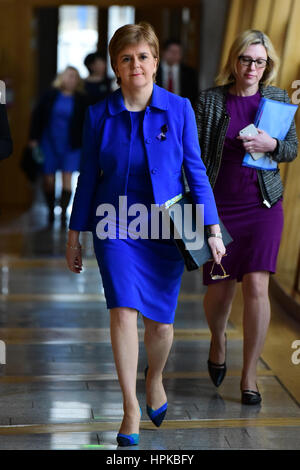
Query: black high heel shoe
241,383,262,405
207,333,227,387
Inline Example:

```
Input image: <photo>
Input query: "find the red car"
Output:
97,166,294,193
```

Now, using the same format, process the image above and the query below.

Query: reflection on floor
0,197,300,450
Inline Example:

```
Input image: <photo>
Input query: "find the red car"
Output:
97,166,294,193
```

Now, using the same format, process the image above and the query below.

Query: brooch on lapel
156,124,168,141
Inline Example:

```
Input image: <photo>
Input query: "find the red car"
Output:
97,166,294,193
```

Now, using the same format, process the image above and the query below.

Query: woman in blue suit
66,22,225,447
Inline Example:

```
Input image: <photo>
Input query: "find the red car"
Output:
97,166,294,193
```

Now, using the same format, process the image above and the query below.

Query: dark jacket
29,88,88,149
194,84,298,208
156,64,198,106
84,78,112,106
0,104,13,160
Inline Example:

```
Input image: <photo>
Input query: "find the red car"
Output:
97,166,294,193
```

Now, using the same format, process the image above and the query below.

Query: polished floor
0,188,300,450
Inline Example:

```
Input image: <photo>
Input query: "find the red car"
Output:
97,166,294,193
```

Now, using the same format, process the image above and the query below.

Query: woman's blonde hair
216,29,279,86
52,66,84,93
108,22,159,85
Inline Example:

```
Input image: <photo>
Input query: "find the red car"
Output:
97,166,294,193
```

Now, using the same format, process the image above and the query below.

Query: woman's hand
207,224,226,264
66,230,83,273
237,129,277,154
66,245,83,273
207,237,226,264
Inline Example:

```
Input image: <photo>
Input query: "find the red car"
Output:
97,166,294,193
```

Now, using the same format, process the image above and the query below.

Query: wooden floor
0,195,300,450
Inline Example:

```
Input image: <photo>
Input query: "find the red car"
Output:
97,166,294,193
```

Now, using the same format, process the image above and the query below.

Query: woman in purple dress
195,30,298,404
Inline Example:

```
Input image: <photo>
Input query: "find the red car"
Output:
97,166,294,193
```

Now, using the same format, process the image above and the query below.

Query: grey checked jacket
194,84,298,207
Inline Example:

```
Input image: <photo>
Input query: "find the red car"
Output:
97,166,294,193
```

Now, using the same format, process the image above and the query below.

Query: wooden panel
251,0,272,31
219,0,256,72
272,0,300,288
269,0,300,283
265,0,294,185
219,0,243,70
0,0,33,210
277,106,300,274
27,0,202,6
266,0,292,59
238,0,255,34
278,0,300,91
276,0,300,218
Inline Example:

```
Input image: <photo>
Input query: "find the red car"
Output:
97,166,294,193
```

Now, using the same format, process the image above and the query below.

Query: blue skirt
92,109,185,324
92,221,184,324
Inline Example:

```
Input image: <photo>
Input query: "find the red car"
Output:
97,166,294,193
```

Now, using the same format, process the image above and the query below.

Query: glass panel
57,5,98,78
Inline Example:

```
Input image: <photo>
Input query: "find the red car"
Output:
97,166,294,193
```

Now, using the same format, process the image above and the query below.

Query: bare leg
43,173,55,193
110,307,140,435
203,279,237,363
143,317,173,409
62,171,72,191
241,271,270,392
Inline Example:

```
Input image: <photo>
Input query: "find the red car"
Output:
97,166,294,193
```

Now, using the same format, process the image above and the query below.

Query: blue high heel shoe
116,407,142,447
145,366,168,427
146,402,168,427
116,433,139,447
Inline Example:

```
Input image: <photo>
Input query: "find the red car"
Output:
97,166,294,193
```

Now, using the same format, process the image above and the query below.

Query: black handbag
164,191,233,271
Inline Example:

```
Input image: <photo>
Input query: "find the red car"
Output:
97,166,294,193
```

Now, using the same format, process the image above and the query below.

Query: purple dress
203,91,284,284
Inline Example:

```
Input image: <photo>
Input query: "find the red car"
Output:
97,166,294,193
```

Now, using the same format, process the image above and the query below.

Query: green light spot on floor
82,444,106,448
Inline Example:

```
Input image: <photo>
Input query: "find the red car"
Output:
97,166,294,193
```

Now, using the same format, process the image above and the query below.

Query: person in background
84,52,112,105
66,22,224,447
29,66,88,226
195,30,298,405
156,39,198,105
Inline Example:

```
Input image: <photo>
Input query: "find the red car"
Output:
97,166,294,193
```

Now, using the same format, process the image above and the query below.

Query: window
57,6,98,78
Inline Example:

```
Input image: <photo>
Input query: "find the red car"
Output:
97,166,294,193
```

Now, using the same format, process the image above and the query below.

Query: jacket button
145,138,152,144
151,168,158,174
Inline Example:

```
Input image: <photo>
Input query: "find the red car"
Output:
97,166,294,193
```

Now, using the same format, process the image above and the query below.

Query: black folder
164,192,233,271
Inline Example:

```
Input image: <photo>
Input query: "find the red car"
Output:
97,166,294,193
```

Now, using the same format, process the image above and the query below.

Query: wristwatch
207,232,223,239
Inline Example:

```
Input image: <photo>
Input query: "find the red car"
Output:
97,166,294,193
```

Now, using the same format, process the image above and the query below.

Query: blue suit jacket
69,84,219,231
